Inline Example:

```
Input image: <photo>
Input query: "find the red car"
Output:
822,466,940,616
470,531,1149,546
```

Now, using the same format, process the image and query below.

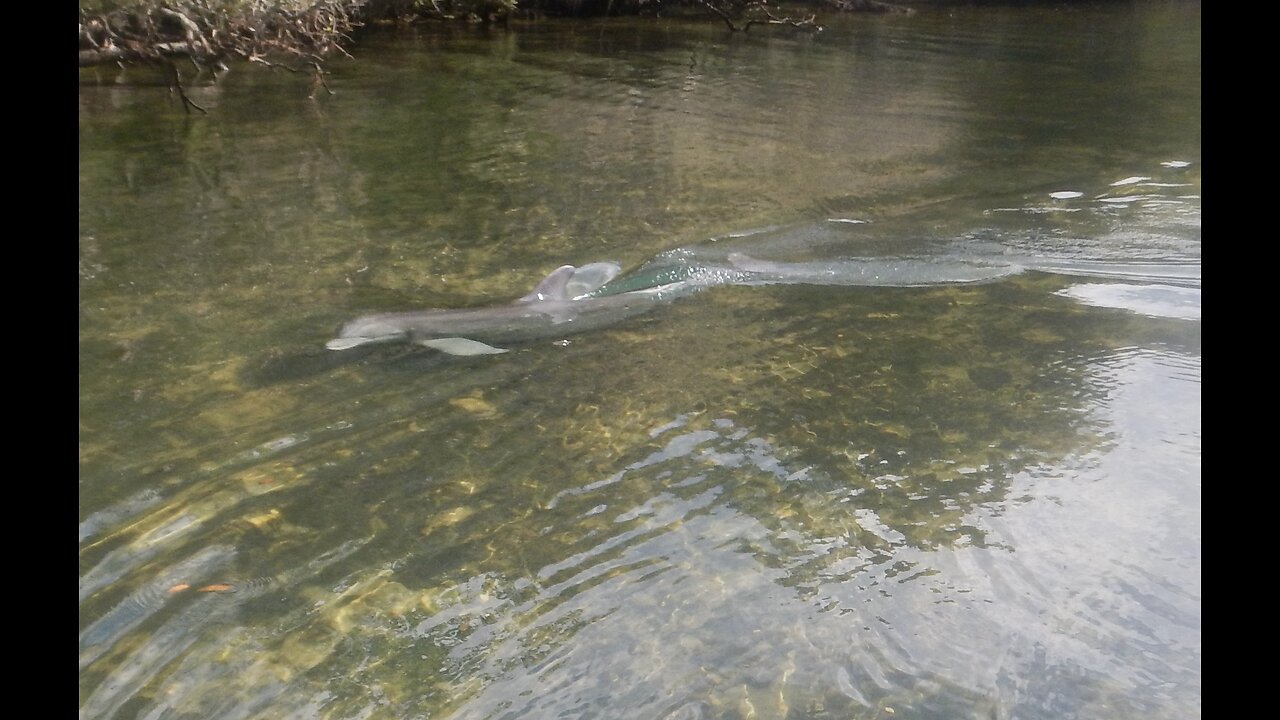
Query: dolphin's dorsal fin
565,262,622,299
518,265,577,303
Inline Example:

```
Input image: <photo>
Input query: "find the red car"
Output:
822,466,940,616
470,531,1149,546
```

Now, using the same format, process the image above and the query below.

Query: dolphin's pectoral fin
565,262,622,299
327,337,377,351
418,337,510,356
518,265,577,303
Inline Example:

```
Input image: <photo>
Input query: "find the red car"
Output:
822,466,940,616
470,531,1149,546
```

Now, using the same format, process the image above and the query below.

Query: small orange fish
197,583,234,593
167,583,191,594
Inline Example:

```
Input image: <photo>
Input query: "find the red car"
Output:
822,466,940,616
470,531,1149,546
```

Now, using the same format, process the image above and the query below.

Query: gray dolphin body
325,261,689,355
326,250,1025,355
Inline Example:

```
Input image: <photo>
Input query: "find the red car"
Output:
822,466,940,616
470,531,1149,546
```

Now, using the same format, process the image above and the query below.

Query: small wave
79,544,237,671
1055,283,1201,321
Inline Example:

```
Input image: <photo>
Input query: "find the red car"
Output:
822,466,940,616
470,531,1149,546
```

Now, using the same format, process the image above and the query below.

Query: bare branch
308,61,334,100
167,61,208,115
694,0,824,33
696,0,745,32
159,8,211,53
745,6,824,33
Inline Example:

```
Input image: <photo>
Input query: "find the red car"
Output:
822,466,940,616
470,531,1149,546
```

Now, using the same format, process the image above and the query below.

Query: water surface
80,4,1201,718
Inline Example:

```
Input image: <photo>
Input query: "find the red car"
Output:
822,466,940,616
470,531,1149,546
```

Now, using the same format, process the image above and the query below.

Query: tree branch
167,61,207,115
695,0,824,33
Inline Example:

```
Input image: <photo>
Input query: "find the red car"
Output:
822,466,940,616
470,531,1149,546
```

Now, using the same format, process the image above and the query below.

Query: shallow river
80,3,1200,718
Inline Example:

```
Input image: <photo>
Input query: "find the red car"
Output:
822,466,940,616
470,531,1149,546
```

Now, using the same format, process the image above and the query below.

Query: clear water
80,4,1200,718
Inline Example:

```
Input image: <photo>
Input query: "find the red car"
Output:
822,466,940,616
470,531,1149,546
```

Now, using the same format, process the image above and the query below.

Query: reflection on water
81,4,1199,719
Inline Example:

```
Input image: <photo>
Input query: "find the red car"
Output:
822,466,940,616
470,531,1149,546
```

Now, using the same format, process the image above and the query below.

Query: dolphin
326,261,692,355
325,250,1029,355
